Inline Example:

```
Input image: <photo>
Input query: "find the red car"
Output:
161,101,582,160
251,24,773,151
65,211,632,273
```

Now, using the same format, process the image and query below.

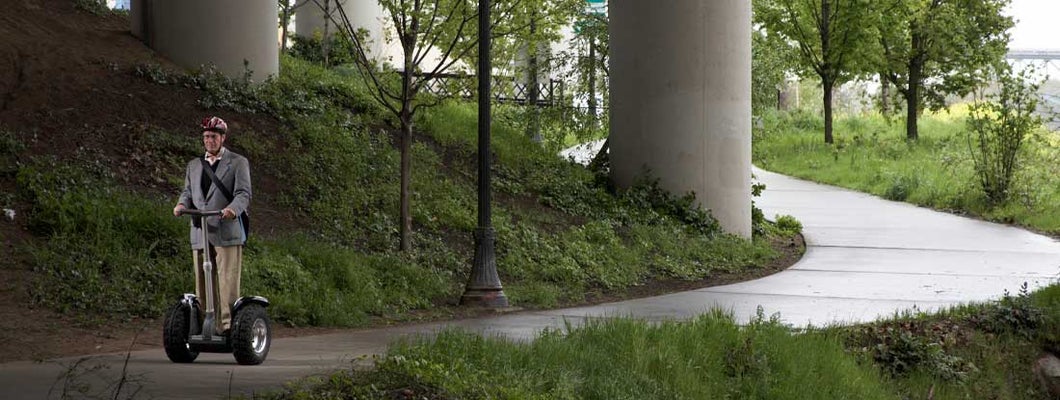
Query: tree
324,0,543,251
573,8,608,127
278,0,315,54
751,27,797,114
875,0,1012,140
538,3,609,164
322,0,477,251
755,0,878,144
490,0,584,141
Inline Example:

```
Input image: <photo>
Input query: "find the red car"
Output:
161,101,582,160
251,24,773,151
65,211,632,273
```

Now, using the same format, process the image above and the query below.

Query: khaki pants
192,245,243,334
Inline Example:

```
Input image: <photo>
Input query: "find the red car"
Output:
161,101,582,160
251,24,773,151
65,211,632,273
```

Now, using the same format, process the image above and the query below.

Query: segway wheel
231,304,271,365
163,302,199,363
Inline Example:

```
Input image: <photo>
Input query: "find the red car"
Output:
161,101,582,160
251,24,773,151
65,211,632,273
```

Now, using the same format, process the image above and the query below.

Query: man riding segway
166,116,270,365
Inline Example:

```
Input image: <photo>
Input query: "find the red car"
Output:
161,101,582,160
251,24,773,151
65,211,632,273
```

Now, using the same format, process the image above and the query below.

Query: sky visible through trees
1006,0,1060,50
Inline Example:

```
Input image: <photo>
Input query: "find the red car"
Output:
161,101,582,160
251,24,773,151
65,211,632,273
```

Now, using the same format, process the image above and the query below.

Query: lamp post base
460,227,509,308
459,289,509,308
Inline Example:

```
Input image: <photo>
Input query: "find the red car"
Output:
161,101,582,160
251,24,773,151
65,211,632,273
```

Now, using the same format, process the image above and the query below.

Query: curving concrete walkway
2,166,1059,399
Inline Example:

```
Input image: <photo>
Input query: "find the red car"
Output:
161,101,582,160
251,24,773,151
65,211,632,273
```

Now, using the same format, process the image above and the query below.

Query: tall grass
260,285,1060,399
754,108,1060,233
17,157,188,317
261,311,898,400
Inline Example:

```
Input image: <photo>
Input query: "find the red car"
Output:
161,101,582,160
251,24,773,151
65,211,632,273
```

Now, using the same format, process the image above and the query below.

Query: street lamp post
461,0,509,308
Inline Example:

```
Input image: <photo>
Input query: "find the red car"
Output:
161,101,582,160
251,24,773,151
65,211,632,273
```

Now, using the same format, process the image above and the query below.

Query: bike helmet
201,116,228,134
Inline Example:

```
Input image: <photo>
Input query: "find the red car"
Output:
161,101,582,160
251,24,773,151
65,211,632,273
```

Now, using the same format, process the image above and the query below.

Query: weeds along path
2,165,1058,399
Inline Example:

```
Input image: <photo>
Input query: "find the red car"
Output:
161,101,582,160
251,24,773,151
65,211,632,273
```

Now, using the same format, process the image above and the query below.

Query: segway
164,209,271,365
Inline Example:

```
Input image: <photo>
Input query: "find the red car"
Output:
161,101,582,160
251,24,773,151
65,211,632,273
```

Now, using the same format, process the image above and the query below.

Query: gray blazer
178,149,252,249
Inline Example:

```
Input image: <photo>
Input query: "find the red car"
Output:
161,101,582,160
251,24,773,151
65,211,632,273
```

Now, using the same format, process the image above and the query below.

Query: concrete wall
609,0,752,237
131,0,278,82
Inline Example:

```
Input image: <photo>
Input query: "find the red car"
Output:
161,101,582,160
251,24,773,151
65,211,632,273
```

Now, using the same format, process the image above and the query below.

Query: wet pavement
3,165,1059,399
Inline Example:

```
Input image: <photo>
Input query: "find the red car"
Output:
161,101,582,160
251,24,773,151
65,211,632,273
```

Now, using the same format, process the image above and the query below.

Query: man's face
202,131,225,155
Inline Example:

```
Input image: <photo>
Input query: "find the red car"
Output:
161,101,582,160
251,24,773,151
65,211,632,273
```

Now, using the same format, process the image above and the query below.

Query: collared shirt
205,147,227,166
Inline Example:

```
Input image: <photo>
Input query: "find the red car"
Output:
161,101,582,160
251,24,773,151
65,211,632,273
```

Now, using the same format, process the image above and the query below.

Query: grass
7,55,793,326
258,284,1060,399
753,107,1060,233
239,104,1058,398
840,283,1060,399
259,311,898,400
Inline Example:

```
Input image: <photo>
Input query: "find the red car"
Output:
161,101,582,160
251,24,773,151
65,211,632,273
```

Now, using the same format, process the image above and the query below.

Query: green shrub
242,239,454,326
971,282,1044,338
288,33,357,66
73,0,110,15
17,160,187,318
619,175,722,236
965,65,1043,204
1033,284,1060,353
0,130,24,178
882,172,920,201
866,324,975,381
774,214,802,235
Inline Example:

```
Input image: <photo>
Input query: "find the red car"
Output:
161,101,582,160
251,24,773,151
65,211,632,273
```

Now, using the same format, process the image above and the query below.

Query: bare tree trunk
399,112,412,251
322,0,331,66
820,0,833,144
905,60,922,142
879,72,890,115
823,78,834,144
280,3,290,54
906,32,924,141
586,34,597,128
398,23,415,252
527,15,541,142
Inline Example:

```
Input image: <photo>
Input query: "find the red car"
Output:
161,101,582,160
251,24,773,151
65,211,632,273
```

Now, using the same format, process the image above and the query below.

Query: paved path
3,167,1059,399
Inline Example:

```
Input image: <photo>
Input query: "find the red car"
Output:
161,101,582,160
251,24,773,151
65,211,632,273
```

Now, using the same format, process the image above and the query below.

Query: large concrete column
609,0,752,237
295,0,399,63
131,0,278,82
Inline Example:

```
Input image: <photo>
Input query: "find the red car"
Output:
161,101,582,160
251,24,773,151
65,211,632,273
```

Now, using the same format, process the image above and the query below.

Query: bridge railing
1006,49,1060,61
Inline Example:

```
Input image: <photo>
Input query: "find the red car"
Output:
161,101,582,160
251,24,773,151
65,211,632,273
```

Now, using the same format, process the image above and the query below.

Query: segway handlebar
177,209,224,217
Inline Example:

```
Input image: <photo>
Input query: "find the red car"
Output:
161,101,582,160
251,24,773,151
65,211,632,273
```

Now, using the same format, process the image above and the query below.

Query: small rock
1033,352,1060,399
3,209,14,221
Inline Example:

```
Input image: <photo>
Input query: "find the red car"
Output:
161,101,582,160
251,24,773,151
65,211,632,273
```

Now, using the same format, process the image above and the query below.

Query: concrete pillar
297,0,349,38
295,0,400,64
609,0,752,237
131,0,278,82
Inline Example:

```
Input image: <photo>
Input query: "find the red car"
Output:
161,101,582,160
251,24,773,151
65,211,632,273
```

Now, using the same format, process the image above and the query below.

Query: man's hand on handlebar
173,204,186,217
221,208,236,220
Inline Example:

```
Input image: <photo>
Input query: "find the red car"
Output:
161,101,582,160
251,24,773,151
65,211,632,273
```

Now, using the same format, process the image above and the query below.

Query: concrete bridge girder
610,0,752,237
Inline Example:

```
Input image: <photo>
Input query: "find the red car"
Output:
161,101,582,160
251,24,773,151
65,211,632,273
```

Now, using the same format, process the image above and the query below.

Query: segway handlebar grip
178,209,224,217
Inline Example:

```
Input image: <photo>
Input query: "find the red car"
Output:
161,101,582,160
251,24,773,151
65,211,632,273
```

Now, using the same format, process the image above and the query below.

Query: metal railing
400,71,565,106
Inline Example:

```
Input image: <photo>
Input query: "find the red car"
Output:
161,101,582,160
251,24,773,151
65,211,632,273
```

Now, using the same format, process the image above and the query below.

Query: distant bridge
1007,49,1060,61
